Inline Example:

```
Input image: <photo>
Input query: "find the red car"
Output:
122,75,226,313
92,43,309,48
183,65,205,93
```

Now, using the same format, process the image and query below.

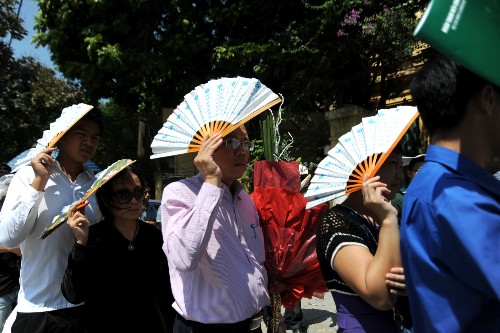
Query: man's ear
478,84,498,116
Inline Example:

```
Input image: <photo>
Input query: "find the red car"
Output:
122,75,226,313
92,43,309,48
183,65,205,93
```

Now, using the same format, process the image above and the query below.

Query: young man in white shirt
0,107,103,333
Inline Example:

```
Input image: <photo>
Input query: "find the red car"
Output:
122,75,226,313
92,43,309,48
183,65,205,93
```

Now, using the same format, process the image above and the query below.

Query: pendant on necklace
128,243,135,251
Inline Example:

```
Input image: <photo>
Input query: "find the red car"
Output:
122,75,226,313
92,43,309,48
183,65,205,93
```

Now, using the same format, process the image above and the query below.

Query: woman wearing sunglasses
62,165,175,333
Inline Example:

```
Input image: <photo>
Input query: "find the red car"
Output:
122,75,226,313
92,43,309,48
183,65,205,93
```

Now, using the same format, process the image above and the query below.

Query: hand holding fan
150,77,281,158
39,159,136,240
12,104,94,172
304,105,419,209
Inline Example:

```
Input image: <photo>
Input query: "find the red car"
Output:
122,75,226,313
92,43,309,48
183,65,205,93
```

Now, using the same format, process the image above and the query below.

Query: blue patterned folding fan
150,77,281,159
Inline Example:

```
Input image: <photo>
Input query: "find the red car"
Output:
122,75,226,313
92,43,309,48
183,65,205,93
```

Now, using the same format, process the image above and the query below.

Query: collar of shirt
425,145,500,198
195,173,245,199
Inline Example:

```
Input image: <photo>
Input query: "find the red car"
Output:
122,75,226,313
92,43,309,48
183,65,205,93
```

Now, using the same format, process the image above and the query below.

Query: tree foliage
0,56,86,163
0,0,26,44
1,0,86,164
1,0,26,83
31,0,428,170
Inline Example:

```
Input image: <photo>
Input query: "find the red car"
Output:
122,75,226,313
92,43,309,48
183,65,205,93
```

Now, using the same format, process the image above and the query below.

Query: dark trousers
284,302,304,329
173,313,263,333
12,306,87,333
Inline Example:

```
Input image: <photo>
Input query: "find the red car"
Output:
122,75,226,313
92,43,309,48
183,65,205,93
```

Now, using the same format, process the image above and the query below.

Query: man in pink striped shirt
160,125,270,333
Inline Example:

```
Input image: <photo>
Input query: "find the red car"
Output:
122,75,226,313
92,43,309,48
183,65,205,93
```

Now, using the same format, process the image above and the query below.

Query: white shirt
0,162,101,312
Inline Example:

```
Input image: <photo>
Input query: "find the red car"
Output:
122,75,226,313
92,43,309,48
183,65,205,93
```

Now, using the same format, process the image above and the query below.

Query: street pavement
262,292,338,333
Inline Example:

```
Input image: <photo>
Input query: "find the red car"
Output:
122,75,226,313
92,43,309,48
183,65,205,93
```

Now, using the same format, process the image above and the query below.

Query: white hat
494,171,500,182
402,154,426,167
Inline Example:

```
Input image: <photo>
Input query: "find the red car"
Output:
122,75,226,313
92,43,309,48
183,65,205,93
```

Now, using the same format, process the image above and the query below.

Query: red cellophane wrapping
251,160,329,310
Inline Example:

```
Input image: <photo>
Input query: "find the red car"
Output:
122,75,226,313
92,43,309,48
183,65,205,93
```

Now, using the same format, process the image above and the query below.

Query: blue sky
10,0,56,69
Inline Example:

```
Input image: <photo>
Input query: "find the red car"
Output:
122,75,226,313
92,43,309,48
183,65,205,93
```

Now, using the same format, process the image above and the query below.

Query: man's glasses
112,187,146,204
224,139,254,152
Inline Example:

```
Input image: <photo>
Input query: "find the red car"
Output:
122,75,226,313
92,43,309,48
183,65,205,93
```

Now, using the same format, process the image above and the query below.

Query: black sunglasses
224,139,254,151
112,187,146,204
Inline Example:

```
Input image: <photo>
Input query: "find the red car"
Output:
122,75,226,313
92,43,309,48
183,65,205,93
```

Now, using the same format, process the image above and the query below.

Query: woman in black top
315,148,409,332
62,165,175,333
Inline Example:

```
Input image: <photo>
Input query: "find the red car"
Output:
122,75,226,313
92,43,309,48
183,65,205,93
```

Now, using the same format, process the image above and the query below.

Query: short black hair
408,155,425,172
410,52,491,136
82,107,104,134
0,163,11,176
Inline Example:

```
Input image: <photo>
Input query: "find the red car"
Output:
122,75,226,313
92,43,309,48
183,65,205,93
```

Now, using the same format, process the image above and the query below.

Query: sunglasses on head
223,139,254,151
112,187,146,205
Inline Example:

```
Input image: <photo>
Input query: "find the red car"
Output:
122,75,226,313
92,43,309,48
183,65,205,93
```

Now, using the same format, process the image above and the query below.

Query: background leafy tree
0,0,26,63
6,0,429,181
1,0,85,164
219,0,429,161
0,57,85,162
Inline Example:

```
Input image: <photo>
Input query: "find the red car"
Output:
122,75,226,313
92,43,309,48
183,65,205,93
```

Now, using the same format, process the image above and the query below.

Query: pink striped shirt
161,173,270,323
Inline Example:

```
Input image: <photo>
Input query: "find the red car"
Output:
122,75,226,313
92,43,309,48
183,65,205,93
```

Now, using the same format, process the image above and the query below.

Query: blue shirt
141,203,157,221
401,145,500,333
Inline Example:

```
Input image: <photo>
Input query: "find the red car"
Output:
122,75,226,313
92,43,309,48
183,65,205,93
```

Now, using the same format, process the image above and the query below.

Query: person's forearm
0,186,41,247
164,182,221,270
364,219,401,310
61,244,90,304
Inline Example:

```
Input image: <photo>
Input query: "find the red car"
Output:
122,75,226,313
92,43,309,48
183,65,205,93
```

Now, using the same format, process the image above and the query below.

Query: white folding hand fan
39,159,136,240
304,105,419,209
12,103,94,172
150,77,281,159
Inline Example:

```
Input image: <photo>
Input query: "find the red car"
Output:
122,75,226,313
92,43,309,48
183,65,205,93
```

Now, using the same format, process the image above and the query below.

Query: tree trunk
137,118,146,159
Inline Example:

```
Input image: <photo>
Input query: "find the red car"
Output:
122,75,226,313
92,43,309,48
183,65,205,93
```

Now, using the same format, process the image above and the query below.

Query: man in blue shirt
140,184,157,225
400,53,500,332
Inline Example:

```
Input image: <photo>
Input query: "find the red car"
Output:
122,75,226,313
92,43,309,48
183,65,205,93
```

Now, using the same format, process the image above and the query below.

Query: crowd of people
0,36,499,333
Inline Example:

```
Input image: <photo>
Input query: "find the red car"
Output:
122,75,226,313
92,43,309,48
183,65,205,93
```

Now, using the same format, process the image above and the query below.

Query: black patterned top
315,204,380,294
